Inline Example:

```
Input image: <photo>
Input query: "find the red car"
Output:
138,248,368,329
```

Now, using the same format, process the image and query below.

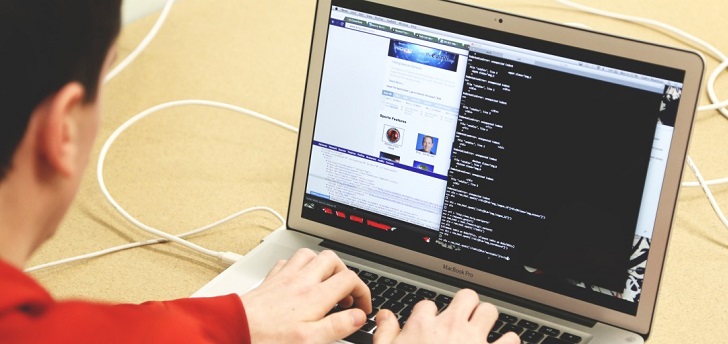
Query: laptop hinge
321,239,598,328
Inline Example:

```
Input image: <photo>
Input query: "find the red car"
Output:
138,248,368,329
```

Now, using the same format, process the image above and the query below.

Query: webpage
303,3,684,313
307,13,468,229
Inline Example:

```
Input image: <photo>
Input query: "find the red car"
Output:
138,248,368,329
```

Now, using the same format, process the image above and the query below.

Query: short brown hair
0,0,122,180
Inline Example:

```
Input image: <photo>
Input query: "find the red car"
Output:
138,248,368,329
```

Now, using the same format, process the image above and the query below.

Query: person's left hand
240,248,372,344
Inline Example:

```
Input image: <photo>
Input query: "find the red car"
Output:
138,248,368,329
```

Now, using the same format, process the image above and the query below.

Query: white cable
25,206,283,273
95,100,297,262
104,0,175,83
686,156,728,228
682,178,728,188
687,62,728,188
702,60,728,115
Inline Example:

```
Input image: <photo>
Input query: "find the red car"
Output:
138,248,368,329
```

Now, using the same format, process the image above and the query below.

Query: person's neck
0,170,62,270
0,190,35,269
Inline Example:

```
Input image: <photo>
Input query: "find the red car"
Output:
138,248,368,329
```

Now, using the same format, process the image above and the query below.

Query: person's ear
36,82,86,178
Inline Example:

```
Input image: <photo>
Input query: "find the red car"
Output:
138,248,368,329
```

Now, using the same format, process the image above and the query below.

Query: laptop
194,0,704,343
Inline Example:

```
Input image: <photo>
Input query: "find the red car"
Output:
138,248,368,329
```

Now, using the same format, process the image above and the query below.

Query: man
418,135,435,154
0,1,518,343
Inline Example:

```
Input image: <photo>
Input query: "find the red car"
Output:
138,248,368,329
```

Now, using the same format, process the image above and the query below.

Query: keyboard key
539,326,561,337
491,320,505,332
433,300,446,311
559,332,582,343
542,337,570,344
377,276,398,286
487,332,502,342
521,330,545,343
367,309,379,321
344,330,373,344
415,288,437,299
382,300,405,313
368,282,388,296
398,314,409,328
359,271,378,281
498,313,518,323
435,294,453,304
399,305,414,317
500,323,525,335
517,319,539,330
401,293,425,305
360,320,377,333
382,288,407,301
396,282,417,293
371,295,386,308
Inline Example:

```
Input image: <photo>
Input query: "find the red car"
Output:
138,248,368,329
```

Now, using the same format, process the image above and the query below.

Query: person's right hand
373,289,521,344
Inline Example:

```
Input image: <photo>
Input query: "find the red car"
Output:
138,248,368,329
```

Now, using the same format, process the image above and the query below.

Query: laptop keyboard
335,266,584,344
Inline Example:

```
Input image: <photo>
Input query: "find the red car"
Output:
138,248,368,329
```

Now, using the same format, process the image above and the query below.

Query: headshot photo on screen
416,134,438,155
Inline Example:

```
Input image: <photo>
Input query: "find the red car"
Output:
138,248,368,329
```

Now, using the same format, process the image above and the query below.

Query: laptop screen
299,0,686,316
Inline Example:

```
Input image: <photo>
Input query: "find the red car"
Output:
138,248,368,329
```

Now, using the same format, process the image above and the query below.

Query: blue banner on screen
388,40,458,72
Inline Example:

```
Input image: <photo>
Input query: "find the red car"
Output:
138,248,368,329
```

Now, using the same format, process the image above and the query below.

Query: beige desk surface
27,0,728,342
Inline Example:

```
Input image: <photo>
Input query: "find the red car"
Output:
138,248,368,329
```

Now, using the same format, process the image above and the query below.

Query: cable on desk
95,100,297,262
686,156,728,229
25,206,283,273
105,0,176,83
703,59,728,116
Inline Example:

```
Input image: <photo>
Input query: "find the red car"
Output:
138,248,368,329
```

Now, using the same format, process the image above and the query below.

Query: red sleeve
1,294,250,344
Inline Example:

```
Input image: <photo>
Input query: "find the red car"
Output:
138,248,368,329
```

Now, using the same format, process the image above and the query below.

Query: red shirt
0,260,251,343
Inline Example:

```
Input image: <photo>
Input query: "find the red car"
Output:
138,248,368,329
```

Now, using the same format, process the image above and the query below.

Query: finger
277,248,318,274
494,331,521,344
410,299,438,319
469,302,499,325
373,309,400,344
443,289,480,319
337,295,355,309
320,269,372,314
311,308,367,344
301,250,348,281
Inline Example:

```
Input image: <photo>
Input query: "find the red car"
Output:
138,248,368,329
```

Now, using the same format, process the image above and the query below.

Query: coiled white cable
94,100,297,260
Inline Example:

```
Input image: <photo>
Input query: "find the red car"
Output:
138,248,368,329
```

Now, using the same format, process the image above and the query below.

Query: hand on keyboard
240,249,372,344
373,289,520,344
